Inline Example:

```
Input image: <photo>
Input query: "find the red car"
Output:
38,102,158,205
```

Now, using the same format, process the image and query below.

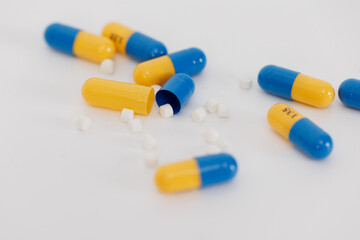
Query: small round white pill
120,108,134,123
205,98,219,113
144,151,159,167
151,85,161,94
217,104,229,118
159,104,173,118
76,116,92,131
100,59,115,74
128,119,142,133
239,77,252,89
191,107,207,123
203,127,220,143
141,134,157,150
216,138,232,150
205,145,222,154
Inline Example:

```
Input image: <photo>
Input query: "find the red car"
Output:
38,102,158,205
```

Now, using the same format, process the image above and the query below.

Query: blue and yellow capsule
102,22,167,62
133,48,206,86
338,79,360,110
155,153,237,193
258,65,335,108
268,103,333,159
44,23,115,63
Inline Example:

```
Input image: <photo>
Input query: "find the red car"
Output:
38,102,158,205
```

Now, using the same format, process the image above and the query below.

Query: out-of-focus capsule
339,79,360,110
267,103,333,159
258,65,335,108
156,73,195,115
44,23,115,63
155,153,237,193
133,48,206,86
82,78,154,115
102,22,167,62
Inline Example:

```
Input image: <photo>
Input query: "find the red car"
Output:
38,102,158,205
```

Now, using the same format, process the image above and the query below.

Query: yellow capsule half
102,22,135,54
82,78,154,115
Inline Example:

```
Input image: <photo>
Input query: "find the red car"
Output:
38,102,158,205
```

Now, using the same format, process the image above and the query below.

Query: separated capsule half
44,23,115,63
258,65,335,108
156,73,195,114
133,48,206,86
82,78,154,115
155,153,237,193
338,79,360,110
102,22,167,62
268,103,333,159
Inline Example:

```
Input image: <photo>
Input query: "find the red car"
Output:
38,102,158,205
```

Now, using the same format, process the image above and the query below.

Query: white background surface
1,0,360,239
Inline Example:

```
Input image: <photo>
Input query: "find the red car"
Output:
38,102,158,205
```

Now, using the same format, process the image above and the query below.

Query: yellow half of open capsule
102,23,135,54
73,31,115,63
82,78,154,115
133,55,175,86
291,74,335,108
267,103,304,139
155,159,201,193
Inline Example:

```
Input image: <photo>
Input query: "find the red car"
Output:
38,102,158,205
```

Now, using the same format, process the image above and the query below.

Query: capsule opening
146,88,155,114
156,90,181,114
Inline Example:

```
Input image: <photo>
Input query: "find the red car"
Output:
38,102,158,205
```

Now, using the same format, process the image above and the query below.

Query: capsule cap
289,118,333,159
156,73,195,114
44,23,81,55
258,65,299,100
339,78,360,110
169,48,206,76
125,32,167,62
196,153,238,187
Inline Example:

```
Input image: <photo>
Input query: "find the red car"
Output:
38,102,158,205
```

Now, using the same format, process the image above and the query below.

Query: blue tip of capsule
338,78,360,110
258,65,299,100
125,32,167,62
196,153,238,187
44,23,81,56
155,73,195,114
169,48,206,76
289,118,333,159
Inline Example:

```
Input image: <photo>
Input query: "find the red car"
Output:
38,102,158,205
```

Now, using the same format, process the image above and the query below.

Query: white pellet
217,104,229,118
120,108,134,123
203,127,220,143
141,134,157,150
151,85,161,94
128,119,142,133
239,77,252,89
216,138,232,150
76,116,92,131
159,104,173,118
191,107,207,123
205,144,222,155
205,98,219,113
99,59,115,74
144,151,159,167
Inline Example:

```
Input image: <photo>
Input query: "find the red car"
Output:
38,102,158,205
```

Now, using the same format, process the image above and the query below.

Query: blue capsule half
339,79,360,110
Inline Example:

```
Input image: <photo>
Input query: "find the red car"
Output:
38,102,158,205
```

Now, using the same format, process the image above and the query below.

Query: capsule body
44,23,115,63
258,65,335,108
102,22,167,62
267,103,332,159
82,78,154,115
133,48,206,86
155,153,237,193
338,79,360,110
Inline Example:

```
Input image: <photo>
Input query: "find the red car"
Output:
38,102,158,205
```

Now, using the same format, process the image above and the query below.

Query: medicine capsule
268,103,333,159
102,22,167,62
155,153,237,193
82,78,154,115
258,65,335,108
338,79,360,110
133,48,206,86
44,23,115,63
